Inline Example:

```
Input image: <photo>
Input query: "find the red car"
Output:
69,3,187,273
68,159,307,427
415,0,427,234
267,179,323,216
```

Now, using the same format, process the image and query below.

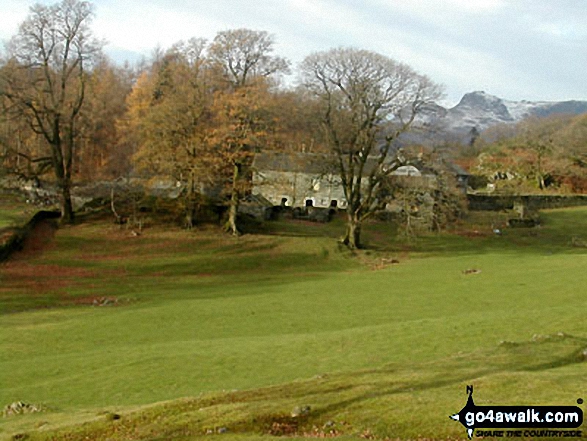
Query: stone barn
252,152,348,209
251,152,447,210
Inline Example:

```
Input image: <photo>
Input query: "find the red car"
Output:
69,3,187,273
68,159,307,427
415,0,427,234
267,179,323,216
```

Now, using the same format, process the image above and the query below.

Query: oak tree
207,79,274,234
129,39,212,228
0,0,101,222
208,29,289,88
208,29,289,235
300,48,442,248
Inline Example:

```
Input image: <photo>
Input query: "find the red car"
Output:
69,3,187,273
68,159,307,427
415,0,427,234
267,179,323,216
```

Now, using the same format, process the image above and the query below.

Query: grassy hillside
0,209,586,440
0,193,31,229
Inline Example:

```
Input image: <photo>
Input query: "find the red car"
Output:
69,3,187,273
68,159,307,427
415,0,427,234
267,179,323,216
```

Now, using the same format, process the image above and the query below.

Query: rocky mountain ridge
420,91,587,142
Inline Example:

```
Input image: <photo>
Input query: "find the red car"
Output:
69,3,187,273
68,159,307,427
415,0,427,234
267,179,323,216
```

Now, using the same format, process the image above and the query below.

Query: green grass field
0,208,586,440
0,193,32,229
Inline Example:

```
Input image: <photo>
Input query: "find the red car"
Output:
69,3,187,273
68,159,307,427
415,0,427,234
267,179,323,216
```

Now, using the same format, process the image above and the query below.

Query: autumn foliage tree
77,57,133,179
207,79,275,234
554,113,587,191
127,39,212,228
125,30,289,233
208,29,289,235
473,114,587,192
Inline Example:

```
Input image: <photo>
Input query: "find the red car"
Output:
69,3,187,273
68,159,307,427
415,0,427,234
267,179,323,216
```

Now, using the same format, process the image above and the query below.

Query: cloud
444,0,505,12
0,1,32,44
93,1,222,53
1,0,585,104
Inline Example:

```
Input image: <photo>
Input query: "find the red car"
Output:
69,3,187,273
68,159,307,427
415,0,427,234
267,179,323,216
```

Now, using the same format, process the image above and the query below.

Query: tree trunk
185,171,196,229
537,174,546,190
60,179,75,224
225,163,240,236
185,200,195,229
536,151,545,190
342,213,362,249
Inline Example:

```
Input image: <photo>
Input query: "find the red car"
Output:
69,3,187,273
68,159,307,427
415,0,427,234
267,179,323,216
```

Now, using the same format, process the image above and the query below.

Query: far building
252,152,347,209
251,152,467,210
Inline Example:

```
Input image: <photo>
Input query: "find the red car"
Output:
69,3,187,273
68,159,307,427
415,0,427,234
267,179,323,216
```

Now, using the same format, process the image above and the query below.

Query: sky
1,0,586,107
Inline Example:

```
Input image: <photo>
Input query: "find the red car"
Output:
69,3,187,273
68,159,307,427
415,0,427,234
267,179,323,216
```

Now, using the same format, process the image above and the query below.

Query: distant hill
414,91,587,145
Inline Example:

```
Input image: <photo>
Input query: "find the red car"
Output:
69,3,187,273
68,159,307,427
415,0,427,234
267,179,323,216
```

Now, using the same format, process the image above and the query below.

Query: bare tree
208,29,290,88
300,48,442,248
0,0,101,222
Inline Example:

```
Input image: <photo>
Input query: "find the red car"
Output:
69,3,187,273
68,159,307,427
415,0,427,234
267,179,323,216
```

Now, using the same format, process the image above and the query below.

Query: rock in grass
291,405,311,418
3,402,43,417
105,412,121,421
92,297,118,307
462,268,481,275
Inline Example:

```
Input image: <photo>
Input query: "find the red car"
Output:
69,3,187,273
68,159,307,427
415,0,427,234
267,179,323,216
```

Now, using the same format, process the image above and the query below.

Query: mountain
418,91,587,144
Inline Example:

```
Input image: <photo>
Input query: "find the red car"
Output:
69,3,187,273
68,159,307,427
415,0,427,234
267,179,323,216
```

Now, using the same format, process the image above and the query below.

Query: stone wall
468,194,587,211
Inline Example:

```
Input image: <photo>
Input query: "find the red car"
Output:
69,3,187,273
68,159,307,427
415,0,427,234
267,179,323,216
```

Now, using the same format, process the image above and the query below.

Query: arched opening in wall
305,199,314,207
330,200,338,208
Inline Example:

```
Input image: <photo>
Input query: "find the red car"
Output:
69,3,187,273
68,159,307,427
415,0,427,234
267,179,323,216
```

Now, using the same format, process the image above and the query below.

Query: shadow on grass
245,208,587,258
0,221,354,312
40,333,585,441
4,208,587,314
359,208,587,257
231,334,587,431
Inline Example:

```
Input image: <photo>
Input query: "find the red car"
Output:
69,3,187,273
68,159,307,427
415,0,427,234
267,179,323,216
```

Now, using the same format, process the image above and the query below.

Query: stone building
251,152,450,209
252,152,347,209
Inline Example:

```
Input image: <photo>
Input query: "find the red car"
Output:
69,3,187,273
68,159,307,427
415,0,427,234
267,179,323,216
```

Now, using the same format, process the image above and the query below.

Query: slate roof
252,152,337,174
252,151,469,179
252,151,384,175
445,162,471,177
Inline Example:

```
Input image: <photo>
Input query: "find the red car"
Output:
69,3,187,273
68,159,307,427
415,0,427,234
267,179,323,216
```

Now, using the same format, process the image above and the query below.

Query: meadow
0,207,586,440
0,194,32,229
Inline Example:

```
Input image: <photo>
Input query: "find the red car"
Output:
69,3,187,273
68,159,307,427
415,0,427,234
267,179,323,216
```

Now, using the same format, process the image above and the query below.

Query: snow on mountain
502,98,549,121
429,91,587,136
